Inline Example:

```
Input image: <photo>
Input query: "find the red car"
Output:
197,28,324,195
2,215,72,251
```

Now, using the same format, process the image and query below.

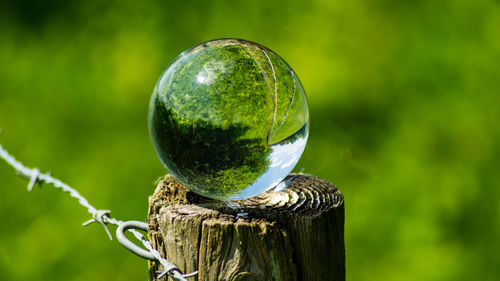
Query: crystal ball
149,39,309,200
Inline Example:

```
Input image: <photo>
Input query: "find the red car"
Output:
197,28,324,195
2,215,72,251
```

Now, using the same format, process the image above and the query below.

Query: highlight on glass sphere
149,38,309,200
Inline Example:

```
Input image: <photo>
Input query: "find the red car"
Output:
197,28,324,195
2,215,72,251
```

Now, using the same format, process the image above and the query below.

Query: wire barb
0,142,198,281
83,210,113,240
27,168,41,191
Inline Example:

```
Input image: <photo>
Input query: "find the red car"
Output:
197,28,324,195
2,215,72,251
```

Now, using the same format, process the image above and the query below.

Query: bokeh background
1,0,499,280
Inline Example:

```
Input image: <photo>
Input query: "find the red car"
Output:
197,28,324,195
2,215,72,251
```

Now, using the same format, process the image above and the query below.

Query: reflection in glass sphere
149,39,309,200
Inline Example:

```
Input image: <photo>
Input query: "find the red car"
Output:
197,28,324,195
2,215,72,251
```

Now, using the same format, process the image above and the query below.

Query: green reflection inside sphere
149,39,309,200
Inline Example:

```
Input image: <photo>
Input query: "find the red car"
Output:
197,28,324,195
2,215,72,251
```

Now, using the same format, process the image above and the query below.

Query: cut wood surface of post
147,173,345,281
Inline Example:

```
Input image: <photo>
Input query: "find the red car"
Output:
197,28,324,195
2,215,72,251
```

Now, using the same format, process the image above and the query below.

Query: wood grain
148,173,345,281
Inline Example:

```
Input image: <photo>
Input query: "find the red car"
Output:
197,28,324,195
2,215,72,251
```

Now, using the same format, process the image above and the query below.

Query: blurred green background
0,0,499,280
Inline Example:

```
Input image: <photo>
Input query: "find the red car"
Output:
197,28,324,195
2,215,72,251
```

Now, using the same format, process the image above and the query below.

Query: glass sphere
149,39,309,200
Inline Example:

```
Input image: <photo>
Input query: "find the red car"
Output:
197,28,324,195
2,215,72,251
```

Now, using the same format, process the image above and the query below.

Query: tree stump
147,173,345,281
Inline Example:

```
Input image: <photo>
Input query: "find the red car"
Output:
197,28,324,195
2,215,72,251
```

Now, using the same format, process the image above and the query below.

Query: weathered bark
147,173,344,281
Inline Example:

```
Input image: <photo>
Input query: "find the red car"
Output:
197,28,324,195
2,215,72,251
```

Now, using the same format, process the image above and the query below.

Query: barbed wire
0,142,198,281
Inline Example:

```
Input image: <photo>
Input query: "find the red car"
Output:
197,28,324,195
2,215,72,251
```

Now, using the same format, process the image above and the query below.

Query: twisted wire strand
0,143,196,281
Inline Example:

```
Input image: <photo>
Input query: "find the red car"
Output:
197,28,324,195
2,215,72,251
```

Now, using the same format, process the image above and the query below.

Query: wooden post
147,174,345,281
